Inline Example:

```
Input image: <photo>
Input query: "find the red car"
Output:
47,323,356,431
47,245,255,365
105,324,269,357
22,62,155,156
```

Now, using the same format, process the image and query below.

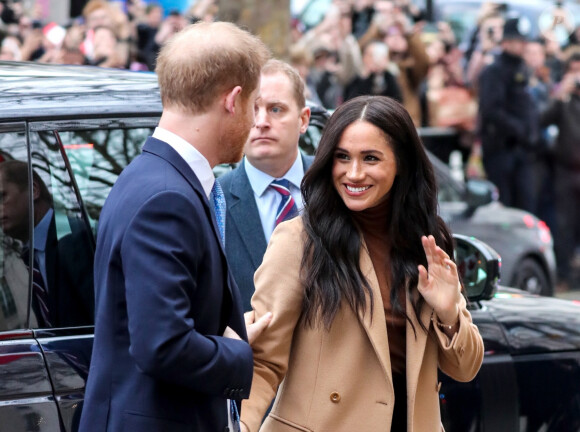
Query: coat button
330,392,341,403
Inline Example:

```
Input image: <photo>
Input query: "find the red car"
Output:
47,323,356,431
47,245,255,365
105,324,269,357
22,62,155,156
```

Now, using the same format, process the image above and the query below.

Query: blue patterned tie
211,181,226,247
270,179,299,226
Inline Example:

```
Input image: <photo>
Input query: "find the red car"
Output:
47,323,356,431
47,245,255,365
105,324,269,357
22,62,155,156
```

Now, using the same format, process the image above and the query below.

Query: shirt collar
33,208,53,252
153,127,215,198
244,153,304,197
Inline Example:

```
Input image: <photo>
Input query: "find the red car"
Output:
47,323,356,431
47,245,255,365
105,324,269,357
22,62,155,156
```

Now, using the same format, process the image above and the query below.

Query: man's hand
223,311,273,344
244,310,273,345
223,326,242,340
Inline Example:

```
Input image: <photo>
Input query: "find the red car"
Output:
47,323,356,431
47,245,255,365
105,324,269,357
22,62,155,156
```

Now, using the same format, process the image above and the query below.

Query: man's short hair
0,160,52,205
156,21,270,115
261,59,306,109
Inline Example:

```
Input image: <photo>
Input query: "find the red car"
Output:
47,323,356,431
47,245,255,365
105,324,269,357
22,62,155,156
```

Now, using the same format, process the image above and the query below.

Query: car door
27,117,158,432
439,303,520,431
0,124,63,432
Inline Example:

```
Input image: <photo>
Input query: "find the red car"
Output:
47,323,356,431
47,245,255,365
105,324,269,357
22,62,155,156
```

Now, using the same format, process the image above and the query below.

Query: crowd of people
0,0,579,280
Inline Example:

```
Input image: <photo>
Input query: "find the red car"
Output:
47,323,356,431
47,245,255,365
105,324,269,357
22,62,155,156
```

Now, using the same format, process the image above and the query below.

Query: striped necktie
21,247,52,327
270,179,299,226
211,181,226,247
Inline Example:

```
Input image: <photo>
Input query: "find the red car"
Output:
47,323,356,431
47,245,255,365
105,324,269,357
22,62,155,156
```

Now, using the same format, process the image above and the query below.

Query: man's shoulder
217,163,245,189
302,153,315,170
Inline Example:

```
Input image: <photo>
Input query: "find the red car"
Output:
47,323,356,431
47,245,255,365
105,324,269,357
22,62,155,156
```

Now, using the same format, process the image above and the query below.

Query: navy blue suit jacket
80,137,253,432
218,154,313,311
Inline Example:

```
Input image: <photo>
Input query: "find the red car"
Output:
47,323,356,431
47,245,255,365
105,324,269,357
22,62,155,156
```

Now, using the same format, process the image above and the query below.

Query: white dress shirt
152,127,215,198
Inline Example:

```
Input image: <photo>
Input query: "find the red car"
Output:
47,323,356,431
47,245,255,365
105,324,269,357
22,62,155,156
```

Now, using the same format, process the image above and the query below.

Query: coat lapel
301,153,314,171
357,242,435,408
226,161,268,269
406,292,434,406
142,137,222,245
141,137,233,294
357,245,393,388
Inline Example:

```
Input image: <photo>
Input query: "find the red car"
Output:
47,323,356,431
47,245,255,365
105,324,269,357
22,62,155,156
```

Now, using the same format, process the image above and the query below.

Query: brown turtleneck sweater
352,201,407,375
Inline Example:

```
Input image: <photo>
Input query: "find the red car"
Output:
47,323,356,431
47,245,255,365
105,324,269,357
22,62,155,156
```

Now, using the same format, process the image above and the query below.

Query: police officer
478,15,539,212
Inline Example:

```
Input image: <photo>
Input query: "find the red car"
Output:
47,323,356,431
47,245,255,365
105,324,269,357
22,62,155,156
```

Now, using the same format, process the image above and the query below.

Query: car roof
0,61,163,121
0,62,333,125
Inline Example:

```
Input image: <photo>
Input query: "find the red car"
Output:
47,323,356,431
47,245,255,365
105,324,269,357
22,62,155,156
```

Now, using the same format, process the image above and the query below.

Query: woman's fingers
423,235,453,273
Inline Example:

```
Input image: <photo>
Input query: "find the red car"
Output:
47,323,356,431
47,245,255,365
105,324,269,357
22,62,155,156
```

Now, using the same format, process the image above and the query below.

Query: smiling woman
239,95,484,432
332,120,398,212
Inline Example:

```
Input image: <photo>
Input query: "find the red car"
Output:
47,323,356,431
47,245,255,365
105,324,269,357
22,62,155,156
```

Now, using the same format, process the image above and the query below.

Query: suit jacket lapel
301,153,314,171
142,137,233,293
226,161,268,269
142,137,224,248
357,245,393,389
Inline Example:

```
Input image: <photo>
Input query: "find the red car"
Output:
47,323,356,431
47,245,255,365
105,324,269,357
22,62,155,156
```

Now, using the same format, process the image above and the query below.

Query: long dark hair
300,96,453,331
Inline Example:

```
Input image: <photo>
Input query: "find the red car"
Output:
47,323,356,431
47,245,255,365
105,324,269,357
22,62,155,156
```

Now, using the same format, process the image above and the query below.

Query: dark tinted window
26,130,95,328
56,121,156,233
0,131,30,330
25,119,157,328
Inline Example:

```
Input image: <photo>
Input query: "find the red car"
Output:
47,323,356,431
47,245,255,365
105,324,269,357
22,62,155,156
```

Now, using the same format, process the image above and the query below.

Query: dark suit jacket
29,215,94,328
218,154,314,311
79,137,253,432
478,51,539,153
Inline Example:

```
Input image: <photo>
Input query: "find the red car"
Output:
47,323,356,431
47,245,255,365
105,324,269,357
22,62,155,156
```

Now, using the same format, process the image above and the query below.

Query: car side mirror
453,234,500,302
465,178,498,211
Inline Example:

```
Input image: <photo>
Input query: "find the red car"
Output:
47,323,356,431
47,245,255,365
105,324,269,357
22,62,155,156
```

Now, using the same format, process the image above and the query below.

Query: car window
428,152,464,203
435,170,464,203
26,129,95,328
44,119,158,235
0,130,30,331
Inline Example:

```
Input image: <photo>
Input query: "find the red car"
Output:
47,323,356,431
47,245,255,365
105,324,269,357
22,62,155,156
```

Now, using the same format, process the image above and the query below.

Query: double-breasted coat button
330,392,341,403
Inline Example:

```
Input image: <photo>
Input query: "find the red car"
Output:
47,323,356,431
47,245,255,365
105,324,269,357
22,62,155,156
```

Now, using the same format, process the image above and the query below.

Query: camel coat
241,218,484,432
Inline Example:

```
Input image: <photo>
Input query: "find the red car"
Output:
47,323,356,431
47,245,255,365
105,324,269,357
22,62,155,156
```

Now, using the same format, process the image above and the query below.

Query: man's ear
299,106,311,134
224,86,243,115
31,179,41,201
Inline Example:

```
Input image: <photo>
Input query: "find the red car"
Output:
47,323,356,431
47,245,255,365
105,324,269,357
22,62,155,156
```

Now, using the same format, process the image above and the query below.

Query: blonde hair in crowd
156,21,270,114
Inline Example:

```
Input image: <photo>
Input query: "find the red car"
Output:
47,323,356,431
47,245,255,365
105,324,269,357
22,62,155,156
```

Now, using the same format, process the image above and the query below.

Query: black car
0,62,577,431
